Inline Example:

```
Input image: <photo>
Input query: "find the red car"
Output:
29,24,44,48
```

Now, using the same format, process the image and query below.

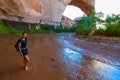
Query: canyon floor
0,33,120,80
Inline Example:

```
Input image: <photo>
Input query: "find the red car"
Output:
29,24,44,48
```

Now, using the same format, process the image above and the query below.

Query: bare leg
23,57,26,65
23,55,29,70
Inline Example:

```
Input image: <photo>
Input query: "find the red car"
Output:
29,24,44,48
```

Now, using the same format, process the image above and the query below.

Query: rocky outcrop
61,16,76,28
0,0,95,25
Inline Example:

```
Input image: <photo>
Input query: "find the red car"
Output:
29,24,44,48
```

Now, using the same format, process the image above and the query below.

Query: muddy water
0,33,120,80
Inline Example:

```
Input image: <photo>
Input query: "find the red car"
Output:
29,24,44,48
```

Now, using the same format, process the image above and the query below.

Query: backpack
14,38,21,51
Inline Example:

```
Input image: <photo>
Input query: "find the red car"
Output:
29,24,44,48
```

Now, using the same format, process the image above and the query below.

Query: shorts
22,48,28,56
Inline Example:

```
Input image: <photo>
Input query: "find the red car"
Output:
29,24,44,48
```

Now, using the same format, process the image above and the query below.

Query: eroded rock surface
0,0,94,24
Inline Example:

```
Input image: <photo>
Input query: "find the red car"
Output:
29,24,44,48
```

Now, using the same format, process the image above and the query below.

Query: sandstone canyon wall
0,0,95,25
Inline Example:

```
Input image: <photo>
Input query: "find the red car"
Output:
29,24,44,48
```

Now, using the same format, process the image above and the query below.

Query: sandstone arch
68,0,95,15
0,0,95,25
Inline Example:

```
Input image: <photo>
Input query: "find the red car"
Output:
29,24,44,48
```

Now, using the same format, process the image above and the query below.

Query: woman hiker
18,32,29,70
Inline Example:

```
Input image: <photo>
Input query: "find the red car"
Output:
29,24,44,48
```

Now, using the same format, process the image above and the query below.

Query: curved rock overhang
69,0,95,15
0,0,95,25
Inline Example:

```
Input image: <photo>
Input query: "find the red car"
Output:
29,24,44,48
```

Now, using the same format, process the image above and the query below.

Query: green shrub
71,24,78,32
40,24,54,30
74,11,120,37
53,23,72,33
0,19,72,34
74,11,99,35
27,29,53,33
0,20,24,35
76,28,90,35
105,22,120,36
93,28,105,36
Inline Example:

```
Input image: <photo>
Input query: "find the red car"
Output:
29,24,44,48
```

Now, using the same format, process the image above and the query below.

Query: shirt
19,38,28,48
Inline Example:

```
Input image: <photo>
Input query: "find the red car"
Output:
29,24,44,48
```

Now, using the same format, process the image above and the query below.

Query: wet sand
0,33,68,80
0,33,120,80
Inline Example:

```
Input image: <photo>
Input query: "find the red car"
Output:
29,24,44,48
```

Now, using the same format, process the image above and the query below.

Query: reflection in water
57,34,120,80
58,35,84,53
61,48,84,80
63,48,82,62
58,35,88,79
93,60,120,80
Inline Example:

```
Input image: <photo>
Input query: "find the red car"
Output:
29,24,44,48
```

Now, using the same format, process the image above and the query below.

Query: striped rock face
0,0,94,24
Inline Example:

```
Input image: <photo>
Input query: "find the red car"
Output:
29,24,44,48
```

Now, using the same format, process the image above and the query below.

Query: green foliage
0,20,72,34
54,23,72,33
75,11,97,35
93,28,105,36
0,20,54,35
102,14,120,36
76,28,90,35
105,14,120,25
70,24,78,32
93,14,120,36
37,23,71,33
40,24,54,31
27,29,53,33
1,12,120,37
0,20,24,35
74,11,120,37
105,22,120,36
